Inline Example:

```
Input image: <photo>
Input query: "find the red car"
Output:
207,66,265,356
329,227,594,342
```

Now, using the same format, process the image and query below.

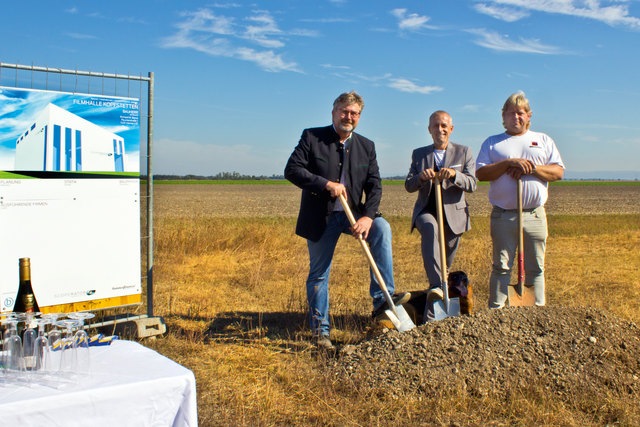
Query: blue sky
2,1,639,178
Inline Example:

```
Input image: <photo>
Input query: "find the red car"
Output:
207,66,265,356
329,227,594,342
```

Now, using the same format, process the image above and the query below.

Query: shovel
431,177,461,321
507,178,536,306
338,193,415,332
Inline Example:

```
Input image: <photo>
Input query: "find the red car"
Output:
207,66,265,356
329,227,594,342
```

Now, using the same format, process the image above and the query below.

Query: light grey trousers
488,205,548,308
415,212,460,288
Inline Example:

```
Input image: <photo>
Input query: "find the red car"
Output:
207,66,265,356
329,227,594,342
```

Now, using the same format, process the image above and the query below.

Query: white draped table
0,340,197,426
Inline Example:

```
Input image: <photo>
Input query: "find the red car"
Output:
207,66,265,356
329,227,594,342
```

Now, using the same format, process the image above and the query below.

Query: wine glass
56,318,82,376
41,313,63,351
22,312,41,371
33,318,52,372
0,313,18,372
67,312,95,373
3,318,25,375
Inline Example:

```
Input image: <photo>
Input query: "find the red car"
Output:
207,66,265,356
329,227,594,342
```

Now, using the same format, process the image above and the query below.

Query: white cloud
162,8,310,73
461,104,481,112
387,78,443,95
474,0,640,29
467,28,564,54
391,8,432,31
473,3,530,22
321,64,351,70
212,2,242,8
66,33,98,40
244,12,284,48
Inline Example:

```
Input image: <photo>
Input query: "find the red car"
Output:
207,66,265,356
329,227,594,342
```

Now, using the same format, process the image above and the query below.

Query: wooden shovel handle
434,178,448,286
517,178,525,287
338,193,395,310
434,178,450,311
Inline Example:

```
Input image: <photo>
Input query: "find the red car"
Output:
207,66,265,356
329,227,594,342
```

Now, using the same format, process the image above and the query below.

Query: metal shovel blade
432,297,461,321
508,284,536,306
383,304,415,332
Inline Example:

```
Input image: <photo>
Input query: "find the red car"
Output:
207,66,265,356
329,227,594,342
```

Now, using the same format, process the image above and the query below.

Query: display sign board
0,87,141,312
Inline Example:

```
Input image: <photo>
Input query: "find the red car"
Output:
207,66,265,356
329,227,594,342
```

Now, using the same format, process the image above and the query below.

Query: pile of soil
328,306,640,402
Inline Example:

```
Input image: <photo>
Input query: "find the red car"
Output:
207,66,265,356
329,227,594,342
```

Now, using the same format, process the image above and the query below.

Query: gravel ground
153,183,640,218
328,305,640,403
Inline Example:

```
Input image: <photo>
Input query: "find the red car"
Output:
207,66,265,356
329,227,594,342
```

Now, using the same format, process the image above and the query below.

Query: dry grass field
140,182,639,426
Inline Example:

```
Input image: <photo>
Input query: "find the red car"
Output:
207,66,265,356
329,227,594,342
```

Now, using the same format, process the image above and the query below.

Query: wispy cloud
66,33,98,40
118,16,148,25
467,28,564,54
320,66,441,95
162,8,313,72
473,3,530,22
461,104,481,112
245,11,284,48
388,78,443,95
321,64,351,70
391,8,433,31
212,2,242,8
474,0,640,29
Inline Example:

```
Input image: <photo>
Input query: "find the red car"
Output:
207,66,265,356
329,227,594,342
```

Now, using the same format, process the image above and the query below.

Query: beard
336,120,355,134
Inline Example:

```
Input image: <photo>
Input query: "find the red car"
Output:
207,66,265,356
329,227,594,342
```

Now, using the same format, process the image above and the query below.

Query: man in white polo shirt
476,91,565,308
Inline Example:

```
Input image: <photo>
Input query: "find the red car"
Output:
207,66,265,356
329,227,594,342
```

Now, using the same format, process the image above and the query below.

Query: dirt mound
329,306,640,402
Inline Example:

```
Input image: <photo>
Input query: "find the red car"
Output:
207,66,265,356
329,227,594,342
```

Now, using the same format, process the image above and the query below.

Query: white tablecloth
0,340,197,427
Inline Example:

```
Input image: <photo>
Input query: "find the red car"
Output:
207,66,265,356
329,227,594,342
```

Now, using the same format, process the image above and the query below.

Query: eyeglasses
338,108,361,118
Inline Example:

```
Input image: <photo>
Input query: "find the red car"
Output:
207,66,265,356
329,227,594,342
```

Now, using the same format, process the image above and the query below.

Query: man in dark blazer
405,111,477,310
285,91,408,350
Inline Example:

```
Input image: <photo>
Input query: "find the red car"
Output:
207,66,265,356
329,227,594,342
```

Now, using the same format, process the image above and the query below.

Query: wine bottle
14,258,39,313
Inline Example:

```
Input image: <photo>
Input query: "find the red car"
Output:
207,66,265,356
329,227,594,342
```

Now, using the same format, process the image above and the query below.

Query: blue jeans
306,212,395,336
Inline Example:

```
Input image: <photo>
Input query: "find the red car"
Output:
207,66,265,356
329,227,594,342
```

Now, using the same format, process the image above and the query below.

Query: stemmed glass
40,313,63,351
67,312,95,373
2,317,25,375
1,314,17,373
33,318,52,372
56,318,82,376
22,311,41,371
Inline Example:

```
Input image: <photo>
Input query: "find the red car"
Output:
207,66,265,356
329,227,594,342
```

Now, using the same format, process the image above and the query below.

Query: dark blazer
285,125,382,242
405,142,477,235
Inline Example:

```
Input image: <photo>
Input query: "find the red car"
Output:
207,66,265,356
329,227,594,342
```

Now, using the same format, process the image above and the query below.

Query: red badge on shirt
531,141,538,146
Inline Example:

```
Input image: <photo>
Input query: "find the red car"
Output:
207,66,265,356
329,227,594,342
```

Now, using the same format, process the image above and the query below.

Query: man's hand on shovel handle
325,181,346,198
351,216,373,240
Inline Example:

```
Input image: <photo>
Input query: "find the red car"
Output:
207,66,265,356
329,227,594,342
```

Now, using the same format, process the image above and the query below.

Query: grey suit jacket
405,142,477,235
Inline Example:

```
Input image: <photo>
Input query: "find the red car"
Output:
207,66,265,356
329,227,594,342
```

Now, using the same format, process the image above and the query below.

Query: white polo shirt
476,130,565,210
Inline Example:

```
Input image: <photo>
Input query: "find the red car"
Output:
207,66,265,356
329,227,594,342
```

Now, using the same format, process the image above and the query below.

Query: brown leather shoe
313,335,335,351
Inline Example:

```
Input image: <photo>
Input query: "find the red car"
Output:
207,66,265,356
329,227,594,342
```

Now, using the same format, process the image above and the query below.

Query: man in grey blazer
405,111,477,306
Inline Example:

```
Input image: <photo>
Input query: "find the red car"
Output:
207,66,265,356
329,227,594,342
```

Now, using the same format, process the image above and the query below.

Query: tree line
144,172,285,180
